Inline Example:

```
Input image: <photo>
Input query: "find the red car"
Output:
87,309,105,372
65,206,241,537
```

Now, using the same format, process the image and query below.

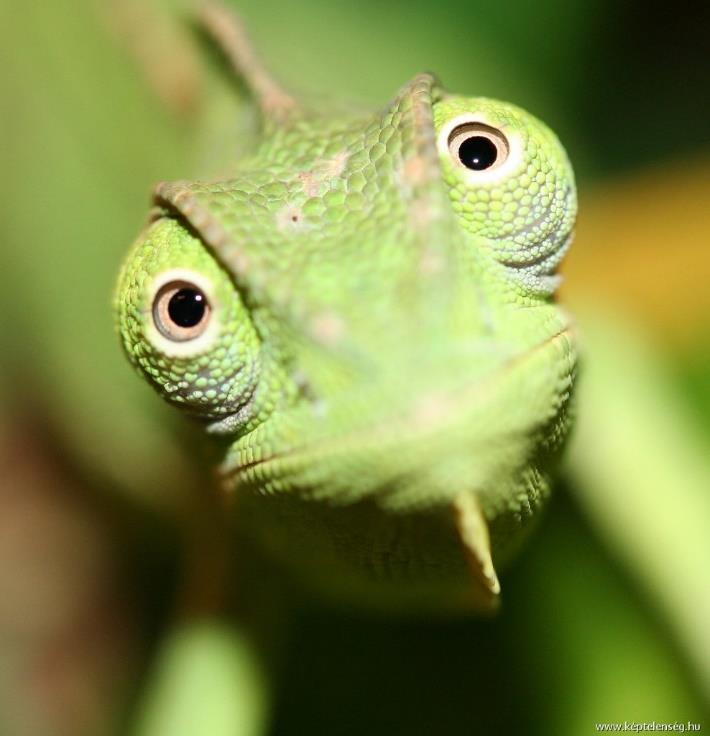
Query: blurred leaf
563,158,710,346
515,493,707,734
567,312,710,699
0,0,205,508
133,620,268,736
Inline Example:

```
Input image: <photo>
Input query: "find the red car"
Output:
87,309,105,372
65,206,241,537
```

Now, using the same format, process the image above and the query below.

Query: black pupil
167,288,206,328
458,135,498,170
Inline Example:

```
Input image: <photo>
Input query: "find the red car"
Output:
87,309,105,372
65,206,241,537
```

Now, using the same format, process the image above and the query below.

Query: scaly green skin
115,17,576,611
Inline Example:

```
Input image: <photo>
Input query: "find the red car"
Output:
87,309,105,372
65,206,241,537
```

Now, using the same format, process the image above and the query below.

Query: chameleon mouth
498,226,574,270
219,324,576,509
202,378,258,431
493,180,576,277
495,223,575,295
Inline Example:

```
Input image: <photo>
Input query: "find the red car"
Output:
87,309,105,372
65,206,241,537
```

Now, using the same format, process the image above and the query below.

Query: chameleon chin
115,2,576,613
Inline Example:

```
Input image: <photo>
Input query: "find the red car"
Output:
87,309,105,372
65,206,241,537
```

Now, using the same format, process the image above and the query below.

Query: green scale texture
116,73,577,609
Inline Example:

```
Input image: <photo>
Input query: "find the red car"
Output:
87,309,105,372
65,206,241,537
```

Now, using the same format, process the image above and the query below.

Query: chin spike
453,492,501,601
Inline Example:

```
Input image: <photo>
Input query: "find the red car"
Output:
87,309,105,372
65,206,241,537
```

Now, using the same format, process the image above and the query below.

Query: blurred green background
0,0,708,734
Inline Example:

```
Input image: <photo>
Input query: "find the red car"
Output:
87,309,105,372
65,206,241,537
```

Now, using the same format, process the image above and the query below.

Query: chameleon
0,0,707,733
109,4,710,734
115,1,576,614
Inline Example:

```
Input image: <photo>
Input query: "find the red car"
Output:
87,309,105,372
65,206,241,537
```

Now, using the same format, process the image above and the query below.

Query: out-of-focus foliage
134,622,268,736
565,161,710,343
0,0,708,734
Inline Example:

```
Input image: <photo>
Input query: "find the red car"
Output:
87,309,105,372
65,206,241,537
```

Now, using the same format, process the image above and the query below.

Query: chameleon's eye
152,279,212,342
447,123,509,173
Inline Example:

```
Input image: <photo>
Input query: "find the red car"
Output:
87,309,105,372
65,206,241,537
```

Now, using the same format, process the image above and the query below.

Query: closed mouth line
498,228,573,270
221,325,573,480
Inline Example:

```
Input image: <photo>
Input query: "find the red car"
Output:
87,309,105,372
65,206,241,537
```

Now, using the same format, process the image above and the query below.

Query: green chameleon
116,2,575,612
112,4,709,734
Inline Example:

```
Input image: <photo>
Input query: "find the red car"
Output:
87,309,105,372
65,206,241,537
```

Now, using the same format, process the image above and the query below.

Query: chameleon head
115,69,576,608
